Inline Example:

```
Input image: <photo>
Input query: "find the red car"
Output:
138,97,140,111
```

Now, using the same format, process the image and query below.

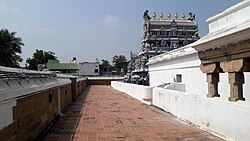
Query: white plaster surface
192,0,250,51
148,47,207,96
87,76,123,80
79,62,99,76
148,46,250,101
164,83,186,92
111,81,153,104
57,73,76,79
0,76,71,130
0,101,16,130
207,0,250,33
153,87,250,141
0,78,71,102
0,66,52,75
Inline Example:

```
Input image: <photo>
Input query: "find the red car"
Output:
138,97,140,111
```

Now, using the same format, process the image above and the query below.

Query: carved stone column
221,59,248,102
228,72,245,102
207,73,220,98
200,63,221,98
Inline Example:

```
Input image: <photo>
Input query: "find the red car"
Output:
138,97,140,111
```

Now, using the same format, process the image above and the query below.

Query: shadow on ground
39,86,91,141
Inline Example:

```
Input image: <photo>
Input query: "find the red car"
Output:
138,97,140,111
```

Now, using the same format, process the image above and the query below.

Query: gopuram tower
125,10,200,85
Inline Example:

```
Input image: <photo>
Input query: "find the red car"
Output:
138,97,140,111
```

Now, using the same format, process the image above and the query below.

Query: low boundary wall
111,81,153,104
153,87,250,141
0,78,87,141
0,67,88,141
87,77,123,85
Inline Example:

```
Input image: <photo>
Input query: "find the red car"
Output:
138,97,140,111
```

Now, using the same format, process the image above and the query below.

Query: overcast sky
0,0,240,66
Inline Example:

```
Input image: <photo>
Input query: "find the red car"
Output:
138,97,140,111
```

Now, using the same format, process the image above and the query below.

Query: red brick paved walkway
43,85,223,141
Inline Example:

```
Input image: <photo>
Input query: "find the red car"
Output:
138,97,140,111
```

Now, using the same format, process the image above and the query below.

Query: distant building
99,64,113,76
46,59,78,75
37,64,46,71
70,57,77,63
78,62,99,76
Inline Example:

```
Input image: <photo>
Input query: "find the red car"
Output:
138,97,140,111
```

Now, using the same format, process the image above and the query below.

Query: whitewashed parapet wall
0,66,72,130
153,87,250,141
207,0,250,37
111,81,153,104
192,0,250,51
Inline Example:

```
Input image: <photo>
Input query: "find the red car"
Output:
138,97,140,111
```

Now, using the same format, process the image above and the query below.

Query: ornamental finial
160,12,164,20
167,12,171,20
143,10,151,21
175,12,178,20
182,13,185,20
188,12,196,21
153,12,157,20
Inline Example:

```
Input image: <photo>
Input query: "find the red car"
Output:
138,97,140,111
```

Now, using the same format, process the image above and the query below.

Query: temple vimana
126,11,200,85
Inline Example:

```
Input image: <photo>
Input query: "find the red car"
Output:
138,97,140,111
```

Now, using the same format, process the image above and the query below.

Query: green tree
101,59,110,66
100,59,113,73
112,55,128,73
0,29,24,67
26,49,57,70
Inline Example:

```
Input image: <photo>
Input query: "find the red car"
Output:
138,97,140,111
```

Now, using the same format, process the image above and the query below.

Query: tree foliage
0,29,24,67
101,59,110,66
112,55,128,73
26,49,57,70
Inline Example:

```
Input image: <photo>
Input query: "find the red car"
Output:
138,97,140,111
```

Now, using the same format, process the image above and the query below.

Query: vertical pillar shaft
207,73,220,98
70,78,77,102
228,72,245,102
57,87,63,116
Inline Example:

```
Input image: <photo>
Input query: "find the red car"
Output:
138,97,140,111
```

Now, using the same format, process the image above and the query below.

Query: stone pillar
228,72,245,102
200,63,221,98
220,59,248,102
70,77,77,102
207,73,220,98
57,87,63,116
79,81,82,93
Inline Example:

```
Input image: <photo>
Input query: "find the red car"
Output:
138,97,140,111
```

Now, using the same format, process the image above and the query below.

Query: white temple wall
243,72,250,101
152,87,250,141
147,46,250,140
148,52,250,101
207,0,250,33
149,52,207,96
218,72,250,101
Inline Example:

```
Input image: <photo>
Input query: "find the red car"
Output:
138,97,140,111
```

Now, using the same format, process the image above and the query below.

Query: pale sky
0,0,240,66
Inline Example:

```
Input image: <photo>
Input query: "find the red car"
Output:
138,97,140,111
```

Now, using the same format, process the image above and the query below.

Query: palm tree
0,29,24,67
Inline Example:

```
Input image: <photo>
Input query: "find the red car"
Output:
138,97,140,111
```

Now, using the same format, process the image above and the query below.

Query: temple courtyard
42,85,223,141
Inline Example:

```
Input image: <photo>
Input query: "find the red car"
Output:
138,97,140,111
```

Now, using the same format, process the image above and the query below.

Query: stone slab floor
43,85,223,141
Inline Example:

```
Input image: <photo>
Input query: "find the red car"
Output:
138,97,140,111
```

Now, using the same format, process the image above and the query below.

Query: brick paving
43,85,223,141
